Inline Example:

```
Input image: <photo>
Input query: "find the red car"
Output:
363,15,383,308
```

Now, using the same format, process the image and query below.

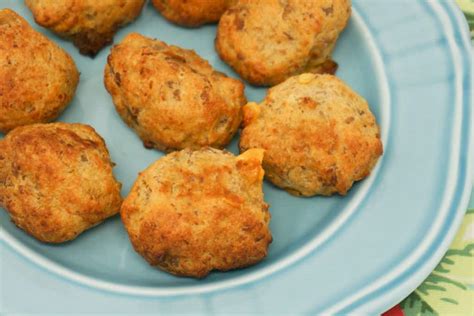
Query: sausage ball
121,148,272,278
152,0,237,27
104,33,245,152
216,0,351,86
0,9,79,133
240,74,383,196
0,123,122,243
25,0,146,56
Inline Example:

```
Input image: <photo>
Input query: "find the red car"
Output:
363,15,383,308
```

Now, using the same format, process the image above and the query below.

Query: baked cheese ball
152,0,237,27
240,74,383,196
25,0,146,56
104,33,245,152
0,123,122,243
0,9,79,133
121,148,272,278
216,0,351,86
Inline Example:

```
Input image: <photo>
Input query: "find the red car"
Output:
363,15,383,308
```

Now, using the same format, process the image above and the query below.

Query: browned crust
25,0,146,56
0,123,122,243
69,27,116,56
104,33,246,152
0,9,79,133
215,0,351,86
121,148,271,278
151,0,237,27
239,74,383,196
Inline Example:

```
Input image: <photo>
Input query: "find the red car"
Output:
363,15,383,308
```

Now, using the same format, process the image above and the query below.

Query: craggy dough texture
0,123,122,243
240,74,383,196
104,33,245,152
0,9,79,133
152,0,238,26
121,148,272,278
216,0,351,86
25,0,146,55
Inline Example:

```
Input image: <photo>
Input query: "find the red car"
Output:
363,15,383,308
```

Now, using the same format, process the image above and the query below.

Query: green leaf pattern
401,210,474,315
457,0,474,38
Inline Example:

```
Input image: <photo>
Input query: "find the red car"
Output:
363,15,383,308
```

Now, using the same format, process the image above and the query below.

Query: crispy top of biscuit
240,74,383,196
104,33,245,151
0,9,79,133
121,148,271,278
0,123,122,243
216,0,351,86
25,0,146,55
152,0,237,26
309,0,351,65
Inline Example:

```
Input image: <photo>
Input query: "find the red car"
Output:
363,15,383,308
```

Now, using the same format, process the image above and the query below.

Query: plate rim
322,1,473,313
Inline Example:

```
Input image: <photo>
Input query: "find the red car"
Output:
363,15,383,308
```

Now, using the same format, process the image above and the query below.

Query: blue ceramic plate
1,0,472,314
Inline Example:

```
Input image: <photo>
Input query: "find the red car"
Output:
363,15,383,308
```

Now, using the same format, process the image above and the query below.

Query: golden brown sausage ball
240,74,383,196
152,0,237,27
0,9,79,133
121,148,272,278
25,0,146,56
104,33,246,152
0,123,122,243
215,0,351,86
